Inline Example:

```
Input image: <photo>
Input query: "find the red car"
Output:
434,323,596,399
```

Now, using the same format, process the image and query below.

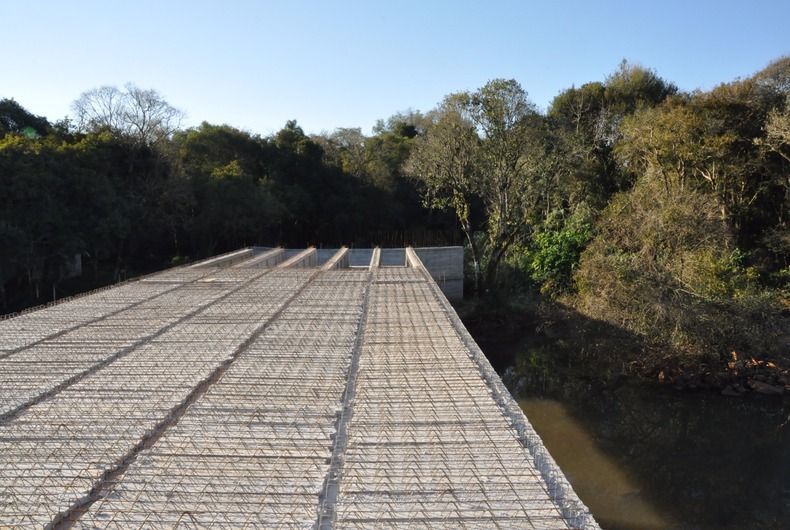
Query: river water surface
510,373,789,529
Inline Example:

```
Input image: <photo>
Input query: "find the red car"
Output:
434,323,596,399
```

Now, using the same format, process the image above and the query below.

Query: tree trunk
459,220,483,298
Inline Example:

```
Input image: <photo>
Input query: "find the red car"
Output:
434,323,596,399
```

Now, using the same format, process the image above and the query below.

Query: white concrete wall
414,247,464,301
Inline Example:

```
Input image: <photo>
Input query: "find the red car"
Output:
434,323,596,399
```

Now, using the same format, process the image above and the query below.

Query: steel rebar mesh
0,250,596,529
330,267,580,529
72,269,369,528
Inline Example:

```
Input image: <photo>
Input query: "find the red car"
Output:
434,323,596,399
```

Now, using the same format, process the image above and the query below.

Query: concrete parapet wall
413,246,464,301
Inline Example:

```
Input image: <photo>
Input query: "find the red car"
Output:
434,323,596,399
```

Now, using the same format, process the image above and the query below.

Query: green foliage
406,79,548,297
0,101,442,313
521,210,593,296
548,82,606,138
0,98,51,138
616,64,789,251
605,60,679,115
684,248,759,299
574,176,787,364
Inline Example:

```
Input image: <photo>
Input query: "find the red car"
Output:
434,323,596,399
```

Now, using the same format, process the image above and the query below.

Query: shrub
573,177,787,363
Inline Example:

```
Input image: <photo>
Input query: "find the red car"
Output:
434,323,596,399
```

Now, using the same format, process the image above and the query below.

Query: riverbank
457,296,790,397
457,296,790,528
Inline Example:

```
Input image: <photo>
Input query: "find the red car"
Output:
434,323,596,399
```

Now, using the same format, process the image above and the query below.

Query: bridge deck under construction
0,247,598,529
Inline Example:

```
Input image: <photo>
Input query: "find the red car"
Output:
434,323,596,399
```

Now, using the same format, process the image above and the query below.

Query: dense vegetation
2,58,789,392
0,89,450,313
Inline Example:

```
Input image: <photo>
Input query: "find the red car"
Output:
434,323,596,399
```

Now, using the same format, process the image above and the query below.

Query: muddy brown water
510,373,789,529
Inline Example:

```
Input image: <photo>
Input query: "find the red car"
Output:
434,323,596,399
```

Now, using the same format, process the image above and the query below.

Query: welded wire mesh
0,267,313,527
72,269,369,529
0,251,595,529
331,267,577,529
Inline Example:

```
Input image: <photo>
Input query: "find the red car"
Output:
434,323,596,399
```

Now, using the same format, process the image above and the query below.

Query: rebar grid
0,268,313,527
0,251,595,529
0,282,270,425
330,267,577,529
71,270,370,529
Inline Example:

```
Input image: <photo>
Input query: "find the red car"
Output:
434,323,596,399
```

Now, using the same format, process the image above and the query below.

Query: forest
2,57,789,392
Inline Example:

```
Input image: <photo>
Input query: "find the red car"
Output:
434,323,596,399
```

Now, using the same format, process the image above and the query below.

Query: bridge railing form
408,246,464,301
189,248,255,269
321,247,350,270
232,248,285,269
277,247,317,268
408,246,597,528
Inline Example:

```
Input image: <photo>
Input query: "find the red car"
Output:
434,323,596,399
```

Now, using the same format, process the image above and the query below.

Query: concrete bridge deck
0,248,598,529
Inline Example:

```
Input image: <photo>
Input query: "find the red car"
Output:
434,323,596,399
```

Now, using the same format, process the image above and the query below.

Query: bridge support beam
277,247,317,268
233,247,284,268
189,248,254,269
369,247,381,269
321,247,350,271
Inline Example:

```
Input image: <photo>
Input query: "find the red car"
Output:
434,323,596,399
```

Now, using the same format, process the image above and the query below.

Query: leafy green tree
617,67,788,244
322,127,370,178
406,95,482,290
0,132,129,303
522,208,593,296
605,60,679,116
407,79,549,296
573,59,790,372
175,122,280,255
69,85,191,272
549,82,607,141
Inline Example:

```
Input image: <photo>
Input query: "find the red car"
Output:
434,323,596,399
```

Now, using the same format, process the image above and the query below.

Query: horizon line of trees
0,85,455,313
2,56,790,377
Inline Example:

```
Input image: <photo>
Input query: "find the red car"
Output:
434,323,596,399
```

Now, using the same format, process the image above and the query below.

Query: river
506,369,789,529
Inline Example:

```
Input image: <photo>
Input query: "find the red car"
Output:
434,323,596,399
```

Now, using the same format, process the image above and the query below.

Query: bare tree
71,83,184,147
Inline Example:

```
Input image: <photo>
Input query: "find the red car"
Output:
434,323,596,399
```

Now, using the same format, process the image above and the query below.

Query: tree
175,122,281,255
543,63,679,231
763,95,790,164
323,127,371,177
71,83,184,147
605,60,679,120
615,96,729,193
574,175,784,370
0,99,51,138
548,82,607,140
759,96,790,258
406,79,546,296
372,109,429,137
617,71,787,241
0,132,129,302
406,97,482,289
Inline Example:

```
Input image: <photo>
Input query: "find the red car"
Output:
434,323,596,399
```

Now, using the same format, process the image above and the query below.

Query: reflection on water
512,374,790,529
520,398,671,529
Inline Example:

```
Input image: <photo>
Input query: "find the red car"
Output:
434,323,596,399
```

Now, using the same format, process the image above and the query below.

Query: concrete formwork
190,248,255,269
412,246,464,302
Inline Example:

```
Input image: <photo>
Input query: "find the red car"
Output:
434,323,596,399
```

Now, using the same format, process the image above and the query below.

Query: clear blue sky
3,1,788,136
